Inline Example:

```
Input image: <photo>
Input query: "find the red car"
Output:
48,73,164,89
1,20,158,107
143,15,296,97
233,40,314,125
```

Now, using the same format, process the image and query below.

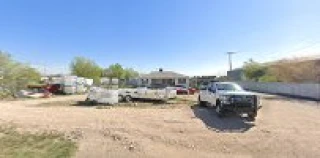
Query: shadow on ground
72,99,173,107
191,104,255,133
72,101,103,107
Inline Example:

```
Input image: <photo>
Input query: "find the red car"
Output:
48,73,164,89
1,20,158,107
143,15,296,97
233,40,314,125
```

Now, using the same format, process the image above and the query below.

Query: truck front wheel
248,111,257,121
216,102,225,117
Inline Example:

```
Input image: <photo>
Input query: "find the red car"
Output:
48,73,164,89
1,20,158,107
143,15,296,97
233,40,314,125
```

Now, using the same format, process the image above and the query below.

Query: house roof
139,71,188,79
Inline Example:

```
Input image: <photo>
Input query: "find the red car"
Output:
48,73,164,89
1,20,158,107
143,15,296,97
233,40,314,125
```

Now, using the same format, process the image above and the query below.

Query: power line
283,41,320,55
267,41,320,57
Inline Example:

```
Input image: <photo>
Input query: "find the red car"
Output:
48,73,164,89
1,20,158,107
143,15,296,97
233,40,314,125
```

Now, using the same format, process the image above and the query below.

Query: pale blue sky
0,0,319,76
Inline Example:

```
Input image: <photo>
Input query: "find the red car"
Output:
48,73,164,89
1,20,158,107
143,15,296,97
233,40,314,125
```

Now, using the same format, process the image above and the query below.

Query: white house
138,69,189,87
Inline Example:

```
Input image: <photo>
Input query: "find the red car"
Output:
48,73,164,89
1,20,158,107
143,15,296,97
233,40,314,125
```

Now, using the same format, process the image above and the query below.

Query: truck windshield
216,83,243,91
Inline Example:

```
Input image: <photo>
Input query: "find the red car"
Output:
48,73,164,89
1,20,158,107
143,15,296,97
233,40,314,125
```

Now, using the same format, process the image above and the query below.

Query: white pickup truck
119,85,177,102
198,82,260,120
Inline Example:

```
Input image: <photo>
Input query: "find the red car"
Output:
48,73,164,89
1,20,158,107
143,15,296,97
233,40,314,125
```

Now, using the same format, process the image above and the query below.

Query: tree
104,63,125,79
243,59,268,81
0,51,41,98
123,68,139,79
103,64,139,87
70,57,103,84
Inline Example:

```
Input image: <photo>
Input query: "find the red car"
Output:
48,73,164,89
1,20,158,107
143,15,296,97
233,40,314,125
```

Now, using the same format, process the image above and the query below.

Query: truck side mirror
200,86,207,90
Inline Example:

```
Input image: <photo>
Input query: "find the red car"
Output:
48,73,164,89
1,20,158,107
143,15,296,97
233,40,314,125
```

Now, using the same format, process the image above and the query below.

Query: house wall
138,77,189,87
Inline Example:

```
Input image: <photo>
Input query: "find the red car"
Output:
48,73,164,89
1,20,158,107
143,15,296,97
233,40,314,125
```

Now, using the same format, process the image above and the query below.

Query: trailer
86,87,118,104
85,78,119,104
118,85,177,102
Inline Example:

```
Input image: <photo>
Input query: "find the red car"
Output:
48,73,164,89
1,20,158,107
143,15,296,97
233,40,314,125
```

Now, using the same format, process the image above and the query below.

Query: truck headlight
221,95,231,104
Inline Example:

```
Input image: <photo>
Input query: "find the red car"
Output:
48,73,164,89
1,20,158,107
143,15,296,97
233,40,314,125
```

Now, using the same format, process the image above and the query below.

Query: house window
151,79,162,85
141,79,148,85
178,78,186,84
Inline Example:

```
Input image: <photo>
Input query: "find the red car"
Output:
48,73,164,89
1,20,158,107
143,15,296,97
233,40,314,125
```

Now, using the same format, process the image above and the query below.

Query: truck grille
232,95,254,103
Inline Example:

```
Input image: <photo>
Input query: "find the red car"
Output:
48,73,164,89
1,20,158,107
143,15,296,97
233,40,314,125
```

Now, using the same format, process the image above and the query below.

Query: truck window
216,83,242,91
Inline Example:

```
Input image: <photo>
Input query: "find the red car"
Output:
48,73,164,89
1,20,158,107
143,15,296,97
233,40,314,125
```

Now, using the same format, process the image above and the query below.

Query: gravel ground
0,94,319,158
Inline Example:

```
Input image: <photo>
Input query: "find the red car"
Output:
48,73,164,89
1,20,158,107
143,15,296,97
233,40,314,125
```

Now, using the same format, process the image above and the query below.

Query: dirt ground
0,94,319,158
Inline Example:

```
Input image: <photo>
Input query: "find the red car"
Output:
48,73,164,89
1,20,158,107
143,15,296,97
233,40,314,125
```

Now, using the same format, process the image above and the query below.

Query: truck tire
216,102,225,118
248,111,257,121
248,97,258,121
124,95,132,102
198,96,206,107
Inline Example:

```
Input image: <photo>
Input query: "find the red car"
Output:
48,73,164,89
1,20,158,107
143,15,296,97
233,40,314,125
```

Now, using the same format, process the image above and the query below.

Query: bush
243,59,268,81
258,75,278,82
0,51,41,98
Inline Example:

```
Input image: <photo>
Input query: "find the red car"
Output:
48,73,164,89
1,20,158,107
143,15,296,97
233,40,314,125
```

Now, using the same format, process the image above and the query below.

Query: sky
0,0,320,76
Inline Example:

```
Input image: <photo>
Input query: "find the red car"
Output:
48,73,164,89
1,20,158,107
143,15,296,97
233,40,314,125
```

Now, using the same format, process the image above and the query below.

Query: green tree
123,68,139,79
0,51,41,98
70,57,103,84
104,63,125,79
243,59,268,81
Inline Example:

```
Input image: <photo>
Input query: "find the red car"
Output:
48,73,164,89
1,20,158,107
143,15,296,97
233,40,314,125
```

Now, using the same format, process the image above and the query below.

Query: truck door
199,85,209,102
208,84,217,106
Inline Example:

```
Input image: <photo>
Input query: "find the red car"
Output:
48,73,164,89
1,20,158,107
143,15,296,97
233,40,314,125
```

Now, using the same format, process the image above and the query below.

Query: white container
51,77,63,84
62,76,77,94
85,79,94,86
64,86,76,94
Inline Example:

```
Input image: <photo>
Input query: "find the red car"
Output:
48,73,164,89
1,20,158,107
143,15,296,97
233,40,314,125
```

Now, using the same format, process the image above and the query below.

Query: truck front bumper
221,102,257,113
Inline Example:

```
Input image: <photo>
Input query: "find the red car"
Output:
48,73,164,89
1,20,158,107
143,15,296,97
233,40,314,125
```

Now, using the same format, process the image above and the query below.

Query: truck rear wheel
198,96,206,106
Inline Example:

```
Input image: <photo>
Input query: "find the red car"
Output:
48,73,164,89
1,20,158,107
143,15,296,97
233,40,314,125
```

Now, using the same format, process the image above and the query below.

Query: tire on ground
198,96,206,106
216,100,225,117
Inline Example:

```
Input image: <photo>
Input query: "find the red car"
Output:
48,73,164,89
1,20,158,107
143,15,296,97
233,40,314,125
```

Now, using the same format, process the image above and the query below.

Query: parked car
47,84,64,94
198,82,260,120
175,85,197,95
188,87,198,94
175,85,189,95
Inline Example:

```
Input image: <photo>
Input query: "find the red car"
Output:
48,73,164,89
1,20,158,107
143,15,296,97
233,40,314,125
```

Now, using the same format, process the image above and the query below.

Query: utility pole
227,52,236,71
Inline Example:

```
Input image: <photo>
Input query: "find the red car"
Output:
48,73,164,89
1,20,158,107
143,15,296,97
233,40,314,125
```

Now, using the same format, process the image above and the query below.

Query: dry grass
0,125,77,158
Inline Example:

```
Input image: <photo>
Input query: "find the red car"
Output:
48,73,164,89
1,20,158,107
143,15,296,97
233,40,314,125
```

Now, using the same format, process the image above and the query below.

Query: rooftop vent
159,68,163,72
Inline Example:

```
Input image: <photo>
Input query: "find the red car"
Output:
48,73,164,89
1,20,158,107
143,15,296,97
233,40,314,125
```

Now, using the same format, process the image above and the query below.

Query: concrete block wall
237,81,320,101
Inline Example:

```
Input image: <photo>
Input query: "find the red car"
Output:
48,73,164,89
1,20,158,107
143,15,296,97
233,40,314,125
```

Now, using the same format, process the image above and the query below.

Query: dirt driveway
0,94,319,158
